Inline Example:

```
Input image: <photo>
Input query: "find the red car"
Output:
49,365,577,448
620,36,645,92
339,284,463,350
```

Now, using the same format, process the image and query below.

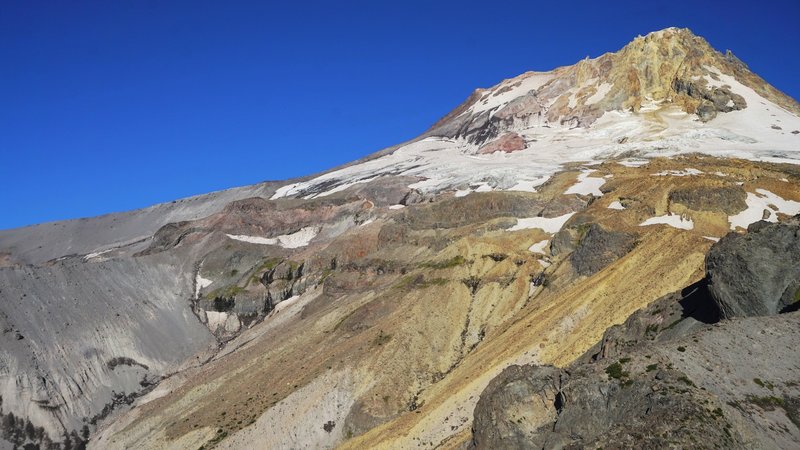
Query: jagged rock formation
0,28,798,449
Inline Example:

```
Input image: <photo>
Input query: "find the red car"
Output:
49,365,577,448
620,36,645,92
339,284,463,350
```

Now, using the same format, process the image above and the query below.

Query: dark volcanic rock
471,365,562,450
669,185,747,214
570,224,637,276
471,361,744,450
706,218,800,318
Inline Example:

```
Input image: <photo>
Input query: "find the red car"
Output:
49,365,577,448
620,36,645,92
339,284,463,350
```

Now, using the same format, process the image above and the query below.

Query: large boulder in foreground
706,217,800,318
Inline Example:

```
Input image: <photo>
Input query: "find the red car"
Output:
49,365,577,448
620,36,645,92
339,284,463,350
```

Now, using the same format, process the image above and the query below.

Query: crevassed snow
509,212,575,233
303,175,381,199
468,72,555,115
652,168,703,176
528,240,549,254
639,213,694,230
226,226,318,249
564,170,605,196
728,189,800,230
607,200,625,210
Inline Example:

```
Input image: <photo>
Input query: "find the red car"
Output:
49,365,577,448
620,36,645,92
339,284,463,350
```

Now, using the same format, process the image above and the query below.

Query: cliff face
0,28,799,450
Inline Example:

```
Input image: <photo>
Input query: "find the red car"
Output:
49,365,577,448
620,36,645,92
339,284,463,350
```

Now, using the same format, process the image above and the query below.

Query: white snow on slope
195,272,213,299
468,72,555,115
564,170,605,196
268,64,800,205
652,168,703,176
226,227,319,249
83,249,112,261
639,214,694,230
509,212,575,233
528,240,550,254
728,189,800,230
586,82,613,105
607,201,625,210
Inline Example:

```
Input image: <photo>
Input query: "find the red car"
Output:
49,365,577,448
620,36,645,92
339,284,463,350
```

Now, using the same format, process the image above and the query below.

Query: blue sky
2,0,799,229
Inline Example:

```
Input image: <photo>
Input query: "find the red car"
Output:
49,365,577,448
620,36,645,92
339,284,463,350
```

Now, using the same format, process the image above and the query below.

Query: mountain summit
431,27,799,139
268,27,800,202
1,28,799,450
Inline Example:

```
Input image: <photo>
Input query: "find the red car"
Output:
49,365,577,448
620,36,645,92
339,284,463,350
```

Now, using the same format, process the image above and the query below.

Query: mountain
1,27,799,450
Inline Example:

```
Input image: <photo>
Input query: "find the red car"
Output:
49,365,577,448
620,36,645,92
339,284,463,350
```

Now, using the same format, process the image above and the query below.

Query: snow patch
195,272,213,299
389,204,405,210
639,213,694,230
728,189,800,230
607,201,625,210
226,227,318,249
703,236,720,242
618,159,650,167
509,212,575,233
273,295,300,314
586,82,613,105
652,168,703,177
528,240,549,254
564,170,605,196
83,249,112,261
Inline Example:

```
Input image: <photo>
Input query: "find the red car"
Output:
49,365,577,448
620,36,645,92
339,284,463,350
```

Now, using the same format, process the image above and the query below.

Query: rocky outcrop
669,185,747,214
569,224,638,276
477,132,526,154
472,359,746,450
706,216,800,318
471,306,800,449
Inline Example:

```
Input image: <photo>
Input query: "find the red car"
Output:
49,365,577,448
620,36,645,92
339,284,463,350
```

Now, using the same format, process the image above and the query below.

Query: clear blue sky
2,0,799,229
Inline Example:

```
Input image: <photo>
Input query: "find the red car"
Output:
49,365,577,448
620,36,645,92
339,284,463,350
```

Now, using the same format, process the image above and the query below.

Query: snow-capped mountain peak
272,28,800,201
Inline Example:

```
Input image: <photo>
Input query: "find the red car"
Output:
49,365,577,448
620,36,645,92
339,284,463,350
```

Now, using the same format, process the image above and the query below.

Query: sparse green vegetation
421,255,466,269
206,284,245,304
677,375,695,387
677,346,686,352
646,363,658,372
753,378,774,390
605,362,629,380
395,274,448,290
747,395,785,410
